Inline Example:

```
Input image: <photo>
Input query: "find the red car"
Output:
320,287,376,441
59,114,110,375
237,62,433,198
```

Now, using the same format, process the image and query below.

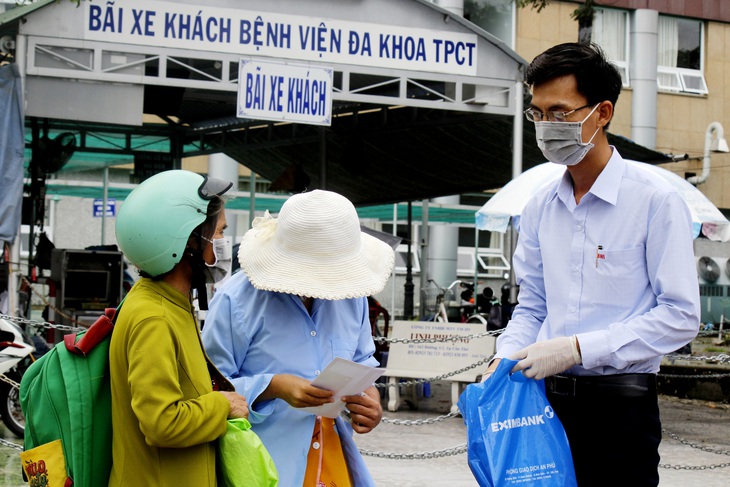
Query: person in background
111,170,249,487
481,43,700,486
477,287,502,330
499,282,514,325
202,189,395,487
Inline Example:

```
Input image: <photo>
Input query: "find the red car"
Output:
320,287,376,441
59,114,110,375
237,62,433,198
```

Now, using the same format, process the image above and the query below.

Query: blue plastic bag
457,359,577,487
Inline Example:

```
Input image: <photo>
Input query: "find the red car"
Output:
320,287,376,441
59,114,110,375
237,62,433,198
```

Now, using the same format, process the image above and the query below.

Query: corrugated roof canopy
210,107,671,205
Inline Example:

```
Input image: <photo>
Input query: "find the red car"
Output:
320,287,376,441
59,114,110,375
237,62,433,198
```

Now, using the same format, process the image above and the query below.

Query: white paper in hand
298,358,384,418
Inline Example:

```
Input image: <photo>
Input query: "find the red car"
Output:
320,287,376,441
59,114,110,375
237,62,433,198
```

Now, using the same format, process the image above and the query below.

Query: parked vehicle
0,316,36,437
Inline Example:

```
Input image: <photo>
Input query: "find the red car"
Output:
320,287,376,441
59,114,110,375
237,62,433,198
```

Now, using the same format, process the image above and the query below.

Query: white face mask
204,236,232,283
535,104,601,166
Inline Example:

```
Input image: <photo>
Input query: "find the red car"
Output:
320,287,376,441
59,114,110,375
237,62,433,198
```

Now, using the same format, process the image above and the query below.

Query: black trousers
546,374,661,487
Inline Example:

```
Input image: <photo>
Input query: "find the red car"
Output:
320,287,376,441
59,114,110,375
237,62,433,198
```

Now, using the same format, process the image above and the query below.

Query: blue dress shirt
202,272,378,486
496,149,700,375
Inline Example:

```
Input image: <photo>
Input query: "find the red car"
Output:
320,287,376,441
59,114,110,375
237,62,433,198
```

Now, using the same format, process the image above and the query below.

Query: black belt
545,373,656,399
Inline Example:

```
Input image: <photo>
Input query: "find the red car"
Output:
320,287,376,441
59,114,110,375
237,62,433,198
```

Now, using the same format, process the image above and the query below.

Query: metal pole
101,166,109,245
7,34,27,317
391,203,398,320
419,200,429,319
509,78,524,303
171,130,183,169
8,236,20,316
473,227,479,310
319,127,327,189
512,79,524,179
249,172,257,229
403,202,414,319
509,225,518,303
28,118,40,278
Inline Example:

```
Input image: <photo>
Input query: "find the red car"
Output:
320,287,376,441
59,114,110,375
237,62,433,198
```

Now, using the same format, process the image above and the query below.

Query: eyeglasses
524,104,594,123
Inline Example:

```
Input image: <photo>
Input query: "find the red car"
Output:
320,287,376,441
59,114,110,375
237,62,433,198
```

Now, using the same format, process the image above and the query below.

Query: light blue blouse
202,272,378,486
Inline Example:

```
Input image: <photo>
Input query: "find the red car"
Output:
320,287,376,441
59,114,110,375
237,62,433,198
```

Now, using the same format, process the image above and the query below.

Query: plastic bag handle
491,357,519,381
64,307,117,357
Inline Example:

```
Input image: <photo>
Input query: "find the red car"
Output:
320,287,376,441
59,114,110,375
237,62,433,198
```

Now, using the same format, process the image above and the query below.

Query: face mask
204,236,232,283
535,104,600,166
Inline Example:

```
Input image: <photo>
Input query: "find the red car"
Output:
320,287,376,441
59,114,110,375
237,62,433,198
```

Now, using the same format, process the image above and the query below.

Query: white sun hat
238,190,395,300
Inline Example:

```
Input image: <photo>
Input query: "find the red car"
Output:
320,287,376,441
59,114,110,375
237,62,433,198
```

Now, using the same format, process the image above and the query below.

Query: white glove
509,336,582,380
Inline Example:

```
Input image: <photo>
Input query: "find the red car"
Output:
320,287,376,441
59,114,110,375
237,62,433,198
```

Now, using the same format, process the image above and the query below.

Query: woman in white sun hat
202,189,395,487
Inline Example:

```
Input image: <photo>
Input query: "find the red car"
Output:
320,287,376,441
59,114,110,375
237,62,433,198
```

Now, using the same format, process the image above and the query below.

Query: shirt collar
588,147,624,205
137,277,192,311
548,147,624,207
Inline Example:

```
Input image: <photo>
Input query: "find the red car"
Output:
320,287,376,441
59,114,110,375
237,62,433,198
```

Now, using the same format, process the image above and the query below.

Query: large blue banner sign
84,0,479,76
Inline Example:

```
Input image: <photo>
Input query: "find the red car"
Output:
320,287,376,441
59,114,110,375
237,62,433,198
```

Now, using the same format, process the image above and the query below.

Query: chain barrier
0,437,23,452
660,353,730,379
660,372,730,379
660,428,730,470
381,412,460,426
20,275,86,326
663,353,730,365
0,315,728,466
359,442,467,460
374,357,491,388
660,461,730,471
361,420,730,466
0,313,85,334
0,374,20,389
364,349,730,464
663,428,730,456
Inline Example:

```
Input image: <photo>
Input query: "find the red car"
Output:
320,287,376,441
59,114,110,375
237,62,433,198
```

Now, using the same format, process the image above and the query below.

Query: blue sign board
93,198,116,217
238,60,333,126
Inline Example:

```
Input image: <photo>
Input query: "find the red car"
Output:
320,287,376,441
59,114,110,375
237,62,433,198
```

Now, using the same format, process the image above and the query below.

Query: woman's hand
341,386,382,434
220,391,249,419
479,358,501,383
264,374,336,408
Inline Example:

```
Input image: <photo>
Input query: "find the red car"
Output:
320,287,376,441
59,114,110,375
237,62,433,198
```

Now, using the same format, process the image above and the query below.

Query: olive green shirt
108,278,229,487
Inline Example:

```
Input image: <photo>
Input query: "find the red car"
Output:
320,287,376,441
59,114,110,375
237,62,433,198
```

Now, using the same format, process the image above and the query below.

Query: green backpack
19,305,121,487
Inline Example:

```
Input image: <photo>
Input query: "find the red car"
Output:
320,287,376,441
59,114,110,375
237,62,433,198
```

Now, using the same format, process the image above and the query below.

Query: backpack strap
64,300,124,357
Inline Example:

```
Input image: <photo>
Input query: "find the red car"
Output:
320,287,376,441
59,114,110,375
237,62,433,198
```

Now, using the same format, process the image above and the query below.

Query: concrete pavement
354,381,730,486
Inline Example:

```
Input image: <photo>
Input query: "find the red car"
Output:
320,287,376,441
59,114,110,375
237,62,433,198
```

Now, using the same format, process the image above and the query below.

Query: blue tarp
0,63,23,247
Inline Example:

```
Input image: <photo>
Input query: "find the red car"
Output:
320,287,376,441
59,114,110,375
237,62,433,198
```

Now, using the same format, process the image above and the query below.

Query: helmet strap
188,247,209,310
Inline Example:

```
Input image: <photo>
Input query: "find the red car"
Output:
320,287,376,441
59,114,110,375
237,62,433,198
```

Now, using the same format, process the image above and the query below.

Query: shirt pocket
330,338,357,360
593,245,647,307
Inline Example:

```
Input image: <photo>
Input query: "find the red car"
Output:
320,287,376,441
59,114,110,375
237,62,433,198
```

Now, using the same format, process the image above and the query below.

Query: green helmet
115,170,233,277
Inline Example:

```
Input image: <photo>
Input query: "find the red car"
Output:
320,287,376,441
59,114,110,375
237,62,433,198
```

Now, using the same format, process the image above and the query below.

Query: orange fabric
303,416,352,487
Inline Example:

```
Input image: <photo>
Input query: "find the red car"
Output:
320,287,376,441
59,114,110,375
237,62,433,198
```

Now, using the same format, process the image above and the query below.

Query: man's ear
598,100,614,129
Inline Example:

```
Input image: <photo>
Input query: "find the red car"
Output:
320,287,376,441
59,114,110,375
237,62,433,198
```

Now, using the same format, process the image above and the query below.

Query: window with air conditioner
657,15,707,95
591,8,631,87
464,0,516,49
426,1,516,48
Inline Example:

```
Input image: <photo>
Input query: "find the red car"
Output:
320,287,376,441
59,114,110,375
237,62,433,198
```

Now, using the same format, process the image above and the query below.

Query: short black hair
525,42,622,125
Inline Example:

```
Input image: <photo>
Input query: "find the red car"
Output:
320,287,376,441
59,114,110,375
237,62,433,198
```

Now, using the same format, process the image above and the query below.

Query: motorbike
0,315,36,437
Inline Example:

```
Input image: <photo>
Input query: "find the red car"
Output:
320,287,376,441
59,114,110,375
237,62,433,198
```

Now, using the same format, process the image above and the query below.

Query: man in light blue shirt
202,190,394,487
482,43,700,486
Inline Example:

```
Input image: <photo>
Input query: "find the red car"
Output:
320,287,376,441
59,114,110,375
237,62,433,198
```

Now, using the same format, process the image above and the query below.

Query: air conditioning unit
696,256,730,324
696,256,730,285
